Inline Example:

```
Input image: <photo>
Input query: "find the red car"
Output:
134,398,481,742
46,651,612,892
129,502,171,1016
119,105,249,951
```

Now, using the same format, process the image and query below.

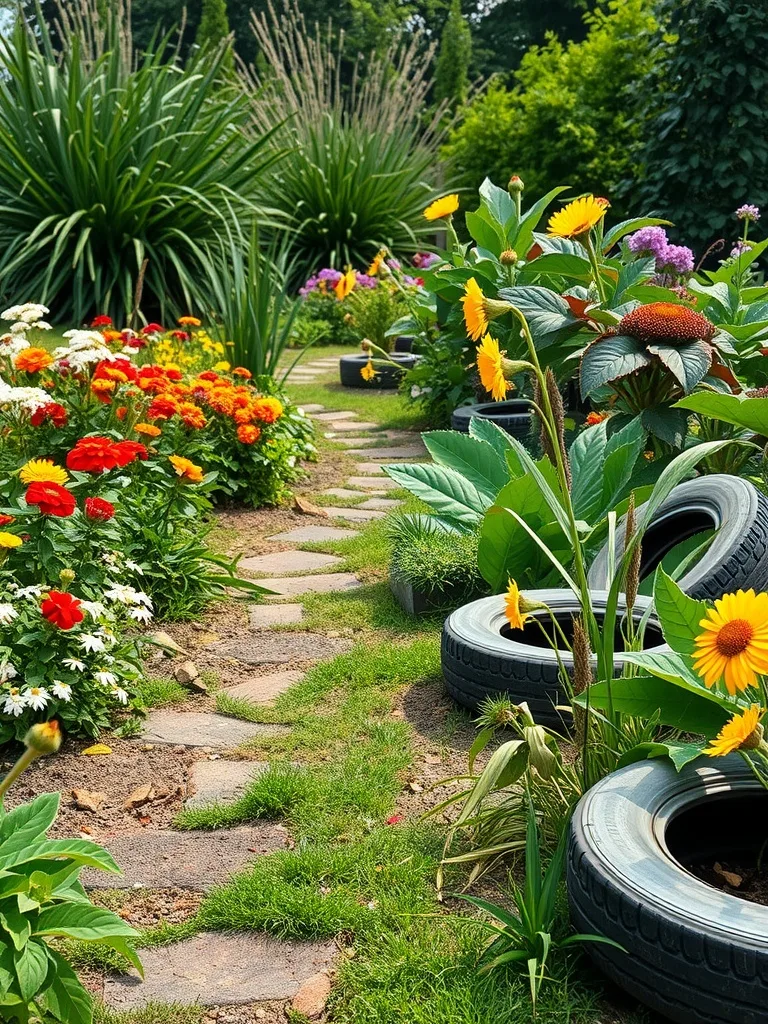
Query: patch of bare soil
203,1003,289,1024
91,887,204,928
3,736,193,837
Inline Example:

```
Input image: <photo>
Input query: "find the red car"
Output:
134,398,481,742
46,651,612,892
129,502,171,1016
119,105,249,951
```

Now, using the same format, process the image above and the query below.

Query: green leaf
523,252,593,280
34,903,139,942
383,463,489,529
479,177,516,230
514,185,571,255
646,340,712,392
675,391,768,435
0,793,59,847
621,651,743,716
40,948,92,1024
422,431,509,498
469,416,519,463
465,210,504,254
653,568,708,657
497,285,577,339
580,335,651,397
455,740,529,828
641,406,688,447
602,217,672,251
569,421,608,520
575,676,731,734
0,838,121,874
14,939,49,1003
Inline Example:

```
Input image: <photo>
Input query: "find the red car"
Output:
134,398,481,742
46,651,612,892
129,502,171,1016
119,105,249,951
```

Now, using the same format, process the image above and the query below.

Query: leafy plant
387,515,485,602
347,286,407,352
0,0,280,321
455,794,621,1014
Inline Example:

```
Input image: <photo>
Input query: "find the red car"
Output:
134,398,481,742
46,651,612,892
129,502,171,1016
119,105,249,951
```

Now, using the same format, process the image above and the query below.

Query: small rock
424,754,441,765
141,744,155,752
124,783,155,810
254,1010,266,1019
72,789,106,812
149,631,189,656
294,495,329,517
406,781,423,793
292,971,332,1019
714,862,743,887
175,660,200,685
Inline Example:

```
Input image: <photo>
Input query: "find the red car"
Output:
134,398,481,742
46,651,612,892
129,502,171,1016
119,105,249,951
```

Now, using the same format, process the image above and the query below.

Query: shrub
0,0,279,322
388,516,485,604
443,0,657,215
244,0,449,281
346,284,408,351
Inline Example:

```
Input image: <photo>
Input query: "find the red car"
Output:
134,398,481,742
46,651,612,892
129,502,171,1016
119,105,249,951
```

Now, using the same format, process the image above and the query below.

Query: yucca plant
0,0,283,322
242,0,451,282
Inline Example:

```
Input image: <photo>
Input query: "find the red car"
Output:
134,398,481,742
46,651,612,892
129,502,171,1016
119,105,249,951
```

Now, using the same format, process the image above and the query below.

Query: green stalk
582,233,607,307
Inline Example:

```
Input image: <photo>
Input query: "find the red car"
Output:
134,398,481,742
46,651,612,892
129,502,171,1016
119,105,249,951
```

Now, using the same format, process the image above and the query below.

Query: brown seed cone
624,493,642,611
545,368,572,489
532,375,553,464
571,616,592,696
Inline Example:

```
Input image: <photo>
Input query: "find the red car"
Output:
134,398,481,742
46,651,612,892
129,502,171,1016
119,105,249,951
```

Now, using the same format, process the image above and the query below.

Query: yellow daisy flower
19,459,68,486
423,194,459,221
504,580,532,631
0,532,21,549
367,250,386,276
692,590,768,695
463,278,488,341
477,334,509,401
334,270,356,301
360,360,376,382
705,705,764,757
547,195,610,239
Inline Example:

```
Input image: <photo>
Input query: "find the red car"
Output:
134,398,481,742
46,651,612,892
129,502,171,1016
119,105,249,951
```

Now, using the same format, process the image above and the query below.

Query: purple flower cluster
412,252,440,270
626,227,695,276
299,267,342,298
736,204,761,222
355,274,378,289
730,241,752,258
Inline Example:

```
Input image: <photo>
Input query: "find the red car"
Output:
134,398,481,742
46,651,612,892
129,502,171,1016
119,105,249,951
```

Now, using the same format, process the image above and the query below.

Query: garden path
88,353,428,1020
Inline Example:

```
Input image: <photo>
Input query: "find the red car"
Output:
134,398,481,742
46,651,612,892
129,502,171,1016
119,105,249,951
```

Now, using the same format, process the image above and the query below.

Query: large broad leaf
602,217,672,252
621,651,743,716
569,422,609,521
469,416,520,465
35,903,139,942
0,793,59,848
497,285,577,339
617,740,706,772
641,406,688,447
41,948,92,1024
465,210,504,254
646,340,713,392
522,252,593,280
383,463,489,529
479,177,517,231
14,940,49,1003
422,431,509,498
580,335,651,398
0,838,121,874
675,391,768,436
514,185,571,255
600,417,647,514
653,568,708,657
575,676,731,735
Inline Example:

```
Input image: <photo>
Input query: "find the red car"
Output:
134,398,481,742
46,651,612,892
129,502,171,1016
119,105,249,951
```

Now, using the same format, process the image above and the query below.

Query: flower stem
583,234,608,306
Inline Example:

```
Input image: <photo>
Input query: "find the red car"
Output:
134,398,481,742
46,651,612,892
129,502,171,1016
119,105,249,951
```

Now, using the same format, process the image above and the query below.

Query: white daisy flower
62,658,85,672
111,686,128,705
80,600,106,620
129,606,153,624
15,585,43,600
125,560,145,575
0,662,17,682
23,687,48,711
2,688,26,716
79,634,106,654
51,680,72,701
94,670,118,687
104,582,135,604
0,604,17,625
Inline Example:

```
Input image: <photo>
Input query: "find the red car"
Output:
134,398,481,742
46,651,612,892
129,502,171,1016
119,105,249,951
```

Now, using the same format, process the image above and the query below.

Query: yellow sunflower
360,360,376,382
463,278,488,341
477,334,508,401
19,459,68,486
547,196,609,239
692,590,768,695
334,270,356,301
423,194,459,221
705,705,765,757
505,580,532,631
367,250,386,276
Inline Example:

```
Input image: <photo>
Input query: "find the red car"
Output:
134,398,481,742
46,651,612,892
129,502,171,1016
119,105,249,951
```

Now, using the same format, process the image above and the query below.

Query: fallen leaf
81,743,112,756
406,781,423,793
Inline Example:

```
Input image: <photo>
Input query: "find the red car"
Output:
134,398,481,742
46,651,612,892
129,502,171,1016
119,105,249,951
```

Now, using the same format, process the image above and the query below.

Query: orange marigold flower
91,378,116,394
115,406,128,421
169,455,203,483
237,424,261,444
233,407,253,425
135,422,162,438
179,402,207,429
232,366,252,379
15,347,53,373
618,302,716,346
251,397,283,424
178,316,202,327
147,394,180,420
586,411,609,426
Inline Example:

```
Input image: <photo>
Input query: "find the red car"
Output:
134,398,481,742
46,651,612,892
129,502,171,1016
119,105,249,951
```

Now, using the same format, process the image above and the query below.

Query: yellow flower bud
59,568,75,585
24,721,62,756
500,249,518,266
508,175,524,194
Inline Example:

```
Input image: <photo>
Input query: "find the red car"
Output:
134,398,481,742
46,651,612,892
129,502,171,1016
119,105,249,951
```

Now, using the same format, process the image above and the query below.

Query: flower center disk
715,618,754,658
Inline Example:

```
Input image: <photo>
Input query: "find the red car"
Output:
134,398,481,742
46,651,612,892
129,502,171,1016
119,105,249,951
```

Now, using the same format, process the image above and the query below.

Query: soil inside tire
499,610,665,651
667,791,768,907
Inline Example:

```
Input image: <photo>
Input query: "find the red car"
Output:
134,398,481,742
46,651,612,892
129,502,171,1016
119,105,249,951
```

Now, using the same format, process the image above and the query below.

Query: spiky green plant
242,0,451,282
0,0,282,322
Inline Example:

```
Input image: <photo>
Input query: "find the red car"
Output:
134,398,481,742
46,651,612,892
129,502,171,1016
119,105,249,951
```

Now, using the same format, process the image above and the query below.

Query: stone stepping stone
353,462,386,475
267,525,359,543
218,632,352,664
84,826,287,892
258,572,361,597
325,506,386,522
186,760,266,808
240,550,342,575
140,711,288,748
249,604,304,629
327,420,380,432
358,497,403,510
347,445,426,459
346,476,400,491
320,487,372,500
297,404,325,413
224,670,304,704
310,410,358,421
330,436,380,447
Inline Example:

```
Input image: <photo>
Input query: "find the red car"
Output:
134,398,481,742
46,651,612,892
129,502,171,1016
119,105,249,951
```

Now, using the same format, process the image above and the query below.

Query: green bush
443,0,657,215
0,2,278,322
389,516,485,603
347,286,407,351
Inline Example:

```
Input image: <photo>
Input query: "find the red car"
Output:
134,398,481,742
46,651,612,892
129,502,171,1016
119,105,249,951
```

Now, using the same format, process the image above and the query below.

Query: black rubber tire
567,756,768,1024
339,353,417,389
451,400,533,439
588,475,768,600
441,589,667,727
392,335,415,353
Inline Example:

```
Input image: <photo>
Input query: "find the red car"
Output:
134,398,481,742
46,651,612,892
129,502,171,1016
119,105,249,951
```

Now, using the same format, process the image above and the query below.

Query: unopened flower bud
343,313,353,324
508,175,524,194
500,249,518,266
24,720,62,755
360,339,372,353
59,568,75,585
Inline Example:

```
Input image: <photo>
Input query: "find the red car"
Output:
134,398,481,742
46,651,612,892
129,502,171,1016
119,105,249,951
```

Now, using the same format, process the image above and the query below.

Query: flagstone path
98,356,429,1015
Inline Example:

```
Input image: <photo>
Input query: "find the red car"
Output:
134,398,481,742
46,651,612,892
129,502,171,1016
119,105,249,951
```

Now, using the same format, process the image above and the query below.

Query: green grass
135,677,188,708
95,1004,204,1024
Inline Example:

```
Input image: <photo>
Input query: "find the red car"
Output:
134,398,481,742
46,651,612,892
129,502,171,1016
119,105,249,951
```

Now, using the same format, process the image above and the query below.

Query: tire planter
392,335,415,353
339,353,417,389
451,400,533,440
441,589,667,727
588,475,768,601
568,756,768,1024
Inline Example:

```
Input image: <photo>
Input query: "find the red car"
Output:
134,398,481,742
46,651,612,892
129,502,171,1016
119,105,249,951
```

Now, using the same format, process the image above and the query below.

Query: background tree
434,0,471,106
638,0,768,254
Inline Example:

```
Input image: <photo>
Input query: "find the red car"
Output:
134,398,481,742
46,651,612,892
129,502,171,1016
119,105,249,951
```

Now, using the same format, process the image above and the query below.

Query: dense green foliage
434,0,472,107
639,0,768,252
443,0,656,212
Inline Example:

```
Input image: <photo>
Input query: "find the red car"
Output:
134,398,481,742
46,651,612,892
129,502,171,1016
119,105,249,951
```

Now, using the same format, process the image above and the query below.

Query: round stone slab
103,932,337,1008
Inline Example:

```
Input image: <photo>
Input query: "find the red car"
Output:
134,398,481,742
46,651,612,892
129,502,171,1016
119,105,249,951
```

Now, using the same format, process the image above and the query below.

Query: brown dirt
91,887,204,928
687,856,768,907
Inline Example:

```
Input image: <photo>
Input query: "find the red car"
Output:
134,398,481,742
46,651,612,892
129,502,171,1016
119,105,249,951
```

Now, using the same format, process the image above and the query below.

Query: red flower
170,330,190,342
163,367,183,382
30,402,68,428
113,440,148,466
198,370,219,382
116,406,127,421
142,322,165,335
84,496,116,521
94,358,138,384
0,515,14,526
386,814,404,825
66,436,121,473
25,481,76,517
91,314,113,328
41,590,84,630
